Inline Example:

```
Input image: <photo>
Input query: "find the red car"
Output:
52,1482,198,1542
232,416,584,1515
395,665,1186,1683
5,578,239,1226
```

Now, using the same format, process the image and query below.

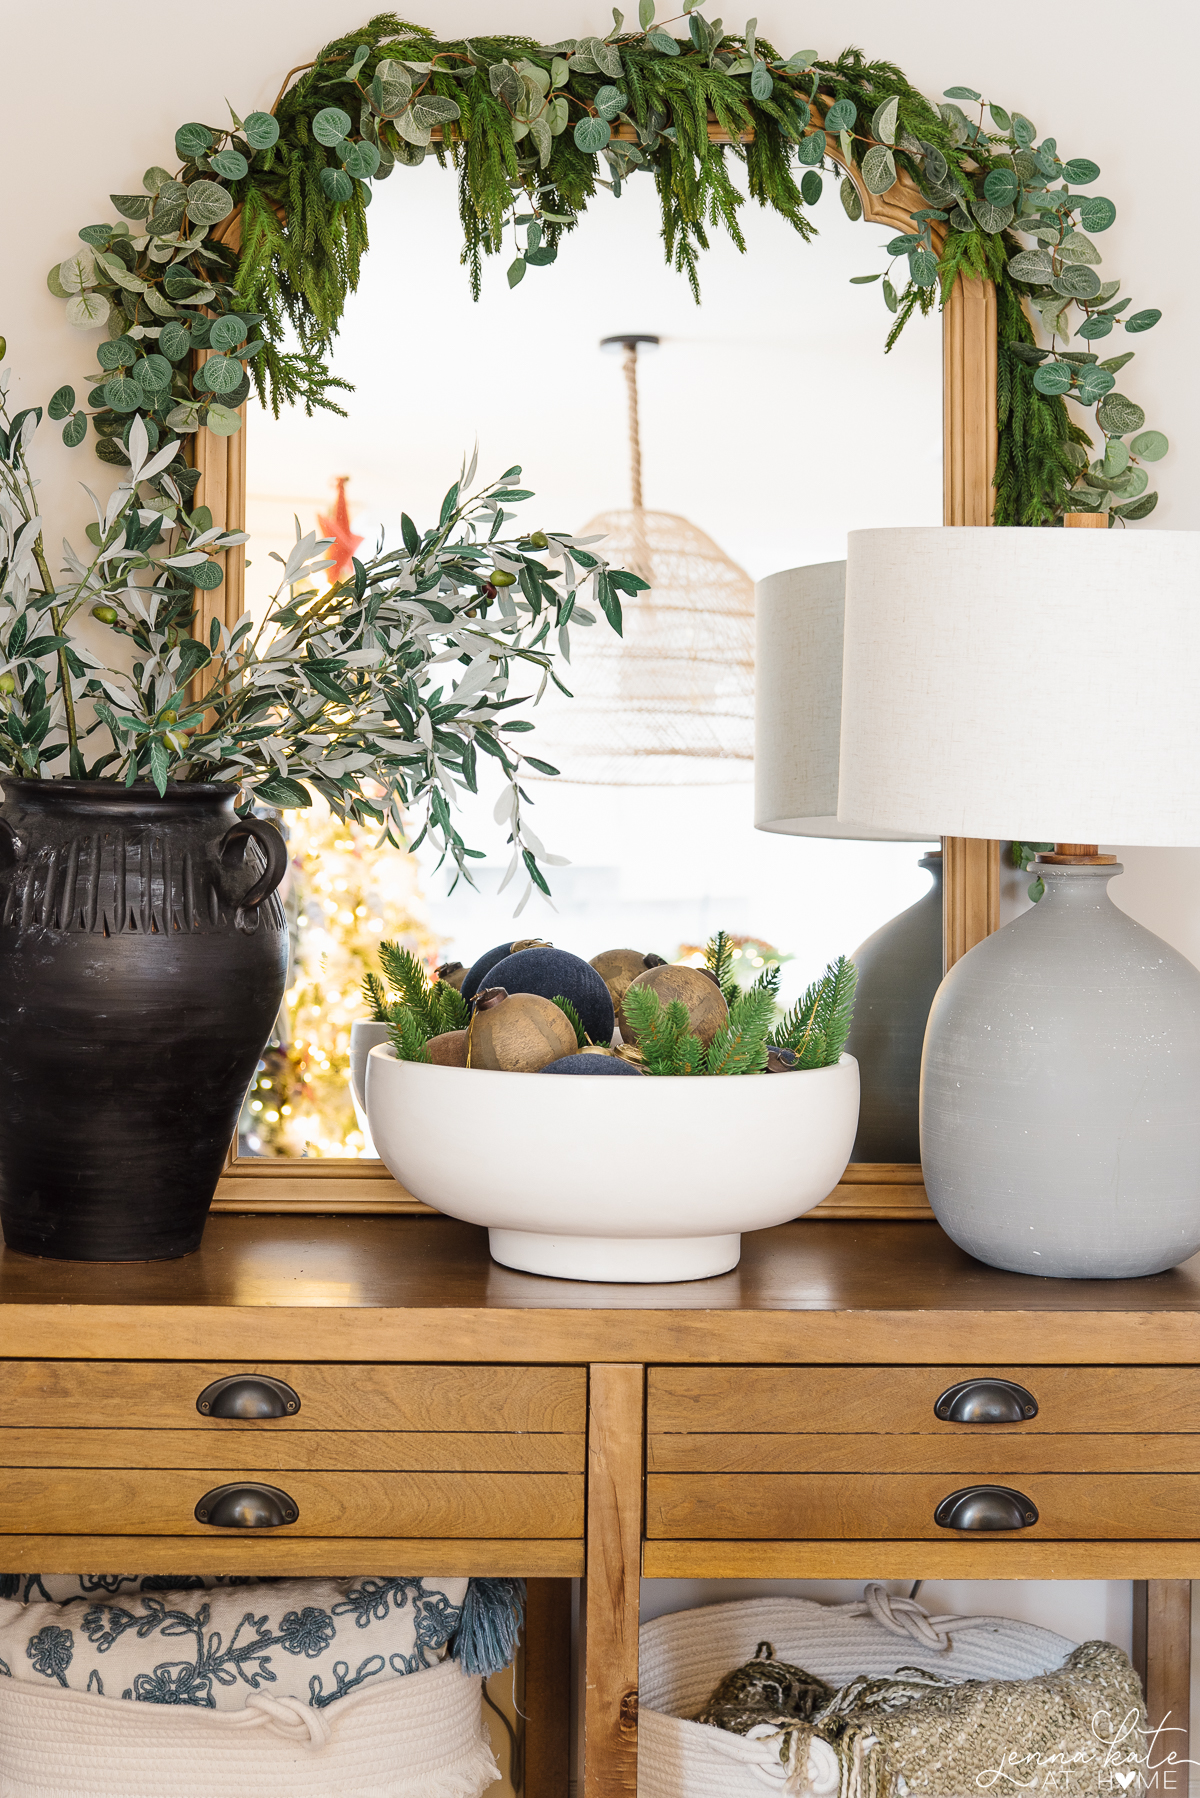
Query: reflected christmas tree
239,796,439,1159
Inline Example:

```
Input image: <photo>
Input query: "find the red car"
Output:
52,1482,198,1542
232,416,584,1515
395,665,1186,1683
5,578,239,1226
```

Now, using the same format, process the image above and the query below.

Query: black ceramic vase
844,850,944,1163
0,780,288,1261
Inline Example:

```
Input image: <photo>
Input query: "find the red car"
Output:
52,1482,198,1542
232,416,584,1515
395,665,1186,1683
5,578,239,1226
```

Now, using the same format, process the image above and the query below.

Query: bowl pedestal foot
488,1229,741,1283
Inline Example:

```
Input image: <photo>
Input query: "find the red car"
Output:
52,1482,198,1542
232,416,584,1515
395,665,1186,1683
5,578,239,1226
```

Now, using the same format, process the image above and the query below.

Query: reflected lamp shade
837,526,1200,1280
754,561,939,1164
754,562,929,840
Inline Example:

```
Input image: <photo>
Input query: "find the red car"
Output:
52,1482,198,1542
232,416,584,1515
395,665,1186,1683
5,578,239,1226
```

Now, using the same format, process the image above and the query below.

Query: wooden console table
0,1214,1194,1795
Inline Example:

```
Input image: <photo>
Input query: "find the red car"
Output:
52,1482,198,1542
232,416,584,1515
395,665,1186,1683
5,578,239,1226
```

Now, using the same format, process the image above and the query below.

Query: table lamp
837,525,1200,1279
755,562,940,1162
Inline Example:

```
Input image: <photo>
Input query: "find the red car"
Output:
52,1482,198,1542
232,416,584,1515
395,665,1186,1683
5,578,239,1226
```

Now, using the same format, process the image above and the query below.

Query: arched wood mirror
189,101,1001,1216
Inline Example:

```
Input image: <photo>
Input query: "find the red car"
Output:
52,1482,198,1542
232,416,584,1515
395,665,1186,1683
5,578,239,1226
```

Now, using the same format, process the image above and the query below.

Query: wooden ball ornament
436,962,468,992
428,1029,469,1066
589,948,666,1010
468,990,578,1072
619,963,729,1047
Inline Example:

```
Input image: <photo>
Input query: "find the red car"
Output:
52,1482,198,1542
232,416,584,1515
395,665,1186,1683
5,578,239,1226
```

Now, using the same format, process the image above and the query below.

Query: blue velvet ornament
487,946,615,1045
461,939,550,1001
540,1053,643,1075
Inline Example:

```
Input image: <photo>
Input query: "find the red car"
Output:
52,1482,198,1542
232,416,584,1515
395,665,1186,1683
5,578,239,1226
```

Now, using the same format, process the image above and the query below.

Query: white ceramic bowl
365,1048,859,1282
347,1020,391,1157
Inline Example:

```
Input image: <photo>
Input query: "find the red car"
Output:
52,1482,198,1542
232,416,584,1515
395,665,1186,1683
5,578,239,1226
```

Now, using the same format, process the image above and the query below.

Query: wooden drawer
0,1467,583,1538
0,1363,584,1435
648,1365,1196,1437
645,1472,1200,1541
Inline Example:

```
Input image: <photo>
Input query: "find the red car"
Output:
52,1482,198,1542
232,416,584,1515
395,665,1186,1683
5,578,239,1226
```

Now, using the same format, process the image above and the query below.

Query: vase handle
219,816,288,910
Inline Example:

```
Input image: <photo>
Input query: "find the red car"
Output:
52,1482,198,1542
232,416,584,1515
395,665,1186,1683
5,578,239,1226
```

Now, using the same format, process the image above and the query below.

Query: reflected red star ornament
317,475,364,586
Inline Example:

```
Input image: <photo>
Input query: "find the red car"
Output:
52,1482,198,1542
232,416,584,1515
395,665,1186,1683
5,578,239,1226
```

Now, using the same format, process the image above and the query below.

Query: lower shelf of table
643,1540,1200,1578
0,1537,584,1576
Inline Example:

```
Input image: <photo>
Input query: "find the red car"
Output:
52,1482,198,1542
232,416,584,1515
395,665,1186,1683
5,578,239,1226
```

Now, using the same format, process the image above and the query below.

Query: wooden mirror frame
199,115,1001,1217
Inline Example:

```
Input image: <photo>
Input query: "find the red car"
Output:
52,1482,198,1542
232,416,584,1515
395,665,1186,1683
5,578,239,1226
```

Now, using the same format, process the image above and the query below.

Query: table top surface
1,1216,1198,1363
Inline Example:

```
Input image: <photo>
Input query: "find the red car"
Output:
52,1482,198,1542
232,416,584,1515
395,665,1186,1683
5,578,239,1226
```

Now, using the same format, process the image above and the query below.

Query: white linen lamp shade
838,526,1200,845
837,525,1200,1279
754,561,939,1163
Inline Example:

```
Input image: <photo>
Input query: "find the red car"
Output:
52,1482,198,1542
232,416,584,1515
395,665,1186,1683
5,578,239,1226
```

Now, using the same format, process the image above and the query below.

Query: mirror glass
241,159,941,1161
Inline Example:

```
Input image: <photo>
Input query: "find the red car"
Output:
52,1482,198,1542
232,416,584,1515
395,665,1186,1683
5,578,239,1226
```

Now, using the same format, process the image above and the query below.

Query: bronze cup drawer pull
934,1485,1038,1531
934,1378,1038,1424
195,1483,299,1528
196,1375,301,1419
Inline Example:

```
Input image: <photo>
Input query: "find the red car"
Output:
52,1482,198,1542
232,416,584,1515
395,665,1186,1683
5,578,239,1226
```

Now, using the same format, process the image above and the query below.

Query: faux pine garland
46,9,1166,527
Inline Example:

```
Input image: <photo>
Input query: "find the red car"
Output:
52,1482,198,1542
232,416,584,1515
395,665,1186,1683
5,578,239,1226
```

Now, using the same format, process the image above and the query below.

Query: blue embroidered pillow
0,1574,469,1711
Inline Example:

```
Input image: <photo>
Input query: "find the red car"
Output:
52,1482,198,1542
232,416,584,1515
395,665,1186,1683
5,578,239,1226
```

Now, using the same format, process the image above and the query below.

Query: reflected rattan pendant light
534,334,755,785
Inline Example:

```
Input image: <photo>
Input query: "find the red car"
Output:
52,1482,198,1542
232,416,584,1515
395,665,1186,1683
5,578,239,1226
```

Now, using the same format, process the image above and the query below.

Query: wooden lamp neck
1037,844,1118,865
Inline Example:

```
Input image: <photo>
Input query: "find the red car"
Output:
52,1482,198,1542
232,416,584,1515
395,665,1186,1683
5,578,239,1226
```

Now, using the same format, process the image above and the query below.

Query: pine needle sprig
552,994,587,1048
362,971,391,1023
704,929,741,1008
387,1005,432,1064
621,984,697,1076
704,984,777,1077
814,955,858,1065
772,957,858,1069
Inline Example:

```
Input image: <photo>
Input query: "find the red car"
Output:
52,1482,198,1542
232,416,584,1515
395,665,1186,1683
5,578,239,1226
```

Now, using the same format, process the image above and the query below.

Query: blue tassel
452,1577,526,1676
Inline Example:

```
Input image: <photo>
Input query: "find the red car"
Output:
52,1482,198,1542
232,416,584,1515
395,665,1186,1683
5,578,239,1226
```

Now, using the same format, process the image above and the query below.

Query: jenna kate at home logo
976,1712,1194,1793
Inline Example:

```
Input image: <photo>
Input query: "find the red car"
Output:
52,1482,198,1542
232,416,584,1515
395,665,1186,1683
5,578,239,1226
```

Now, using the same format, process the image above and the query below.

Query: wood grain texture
1133,1582,1191,1773
943,836,1001,971
0,1362,585,1432
583,1365,644,1798
647,1365,1200,1435
0,1468,582,1538
0,1428,585,1473
648,1434,1200,1475
643,1540,1200,1579
645,1471,1200,1541
6,1218,1200,1366
524,1579,573,1798
0,1535,584,1576
943,275,998,529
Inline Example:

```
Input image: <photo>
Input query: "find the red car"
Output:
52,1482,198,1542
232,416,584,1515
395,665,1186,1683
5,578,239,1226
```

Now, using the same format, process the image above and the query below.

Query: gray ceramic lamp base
921,863,1200,1279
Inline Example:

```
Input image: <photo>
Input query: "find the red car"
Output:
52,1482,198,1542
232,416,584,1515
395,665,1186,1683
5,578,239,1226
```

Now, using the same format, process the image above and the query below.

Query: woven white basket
638,1586,1077,1798
0,1653,500,1798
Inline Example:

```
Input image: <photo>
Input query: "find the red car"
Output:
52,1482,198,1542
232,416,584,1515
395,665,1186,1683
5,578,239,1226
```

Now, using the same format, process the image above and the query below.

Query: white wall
5,0,1195,1731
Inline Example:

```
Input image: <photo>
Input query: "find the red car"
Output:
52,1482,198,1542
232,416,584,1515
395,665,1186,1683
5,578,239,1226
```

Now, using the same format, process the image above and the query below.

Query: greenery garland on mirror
45,7,1166,527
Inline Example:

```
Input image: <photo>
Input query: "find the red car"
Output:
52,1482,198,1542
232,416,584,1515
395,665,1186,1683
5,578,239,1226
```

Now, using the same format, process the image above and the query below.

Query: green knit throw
694,1639,1147,1797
